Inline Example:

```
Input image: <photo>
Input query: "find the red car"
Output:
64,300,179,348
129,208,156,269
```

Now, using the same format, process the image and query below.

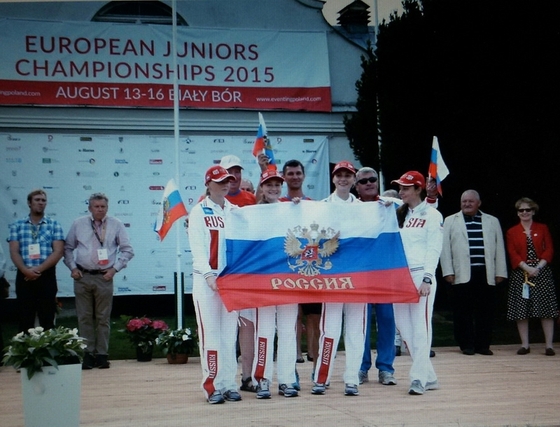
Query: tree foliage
343,43,380,171
349,0,560,233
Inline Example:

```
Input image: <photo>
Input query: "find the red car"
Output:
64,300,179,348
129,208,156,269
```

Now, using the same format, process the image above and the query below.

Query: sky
322,0,404,26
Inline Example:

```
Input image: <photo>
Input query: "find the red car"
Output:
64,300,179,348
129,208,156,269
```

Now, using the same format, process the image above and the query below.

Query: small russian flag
252,112,276,170
428,136,449,196
154,179,188,241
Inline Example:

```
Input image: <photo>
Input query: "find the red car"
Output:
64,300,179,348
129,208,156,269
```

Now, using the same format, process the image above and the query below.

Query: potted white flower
2,326,86,427
156,327,197,364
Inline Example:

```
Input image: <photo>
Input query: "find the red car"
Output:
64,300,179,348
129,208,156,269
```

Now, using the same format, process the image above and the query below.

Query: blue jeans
360,303,396,373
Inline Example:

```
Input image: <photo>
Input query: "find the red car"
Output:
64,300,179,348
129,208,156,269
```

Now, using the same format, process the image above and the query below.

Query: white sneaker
378,371,397,385
278,383,299,397
256,378,271,399
408,380,424,395
344,383,359,396
311,383,326,395
425,380,439,391
358,370,369,385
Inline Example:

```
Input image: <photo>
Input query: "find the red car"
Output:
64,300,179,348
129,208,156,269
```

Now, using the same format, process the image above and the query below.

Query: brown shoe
545,348,555,356
516,347,530,355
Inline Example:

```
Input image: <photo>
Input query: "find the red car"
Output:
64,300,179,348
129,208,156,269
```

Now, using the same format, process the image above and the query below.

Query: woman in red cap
312,160,366,397
391,171,443,396
251,169,300,399
188,165,242,405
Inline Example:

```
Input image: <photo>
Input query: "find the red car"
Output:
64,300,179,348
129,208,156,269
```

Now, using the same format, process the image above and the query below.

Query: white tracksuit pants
314,302,367,386
393,269,437,387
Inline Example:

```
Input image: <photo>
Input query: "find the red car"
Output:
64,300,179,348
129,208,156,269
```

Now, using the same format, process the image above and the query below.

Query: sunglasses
357,177,378,185
517,208,533,213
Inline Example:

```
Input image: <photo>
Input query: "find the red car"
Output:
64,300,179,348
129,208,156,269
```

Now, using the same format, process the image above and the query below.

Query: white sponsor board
0,131,330,296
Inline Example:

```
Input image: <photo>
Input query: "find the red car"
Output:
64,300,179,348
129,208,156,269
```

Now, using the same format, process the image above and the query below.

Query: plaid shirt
8,215,65,267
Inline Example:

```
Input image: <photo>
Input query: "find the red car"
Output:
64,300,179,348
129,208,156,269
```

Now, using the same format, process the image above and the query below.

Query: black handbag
0,276,9,299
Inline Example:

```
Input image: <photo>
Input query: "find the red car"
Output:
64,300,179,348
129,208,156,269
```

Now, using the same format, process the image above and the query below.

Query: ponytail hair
396,203,408,228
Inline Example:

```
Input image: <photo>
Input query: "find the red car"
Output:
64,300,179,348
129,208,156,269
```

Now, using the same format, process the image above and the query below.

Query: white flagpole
171,0,183,329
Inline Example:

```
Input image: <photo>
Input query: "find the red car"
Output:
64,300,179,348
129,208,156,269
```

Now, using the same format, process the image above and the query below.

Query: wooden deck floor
1,344,559,427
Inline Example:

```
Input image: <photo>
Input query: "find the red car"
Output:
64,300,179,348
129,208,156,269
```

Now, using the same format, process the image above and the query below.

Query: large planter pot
21,364,81,427
136,347,153,362
166,353,189,364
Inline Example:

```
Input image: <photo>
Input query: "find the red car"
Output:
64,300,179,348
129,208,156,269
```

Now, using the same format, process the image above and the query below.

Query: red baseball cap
260,169,284,185
391,171,425,188
332,161,357,175
205,165,236,184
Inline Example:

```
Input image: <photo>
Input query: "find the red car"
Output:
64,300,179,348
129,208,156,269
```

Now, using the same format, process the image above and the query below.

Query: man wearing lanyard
8,189,65,332
64,192,134,369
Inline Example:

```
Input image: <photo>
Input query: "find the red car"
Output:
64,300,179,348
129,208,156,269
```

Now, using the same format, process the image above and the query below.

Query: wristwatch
422,277,432,285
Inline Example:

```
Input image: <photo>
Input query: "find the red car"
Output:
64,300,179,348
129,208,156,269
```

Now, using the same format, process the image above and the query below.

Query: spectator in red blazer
506,197,557,356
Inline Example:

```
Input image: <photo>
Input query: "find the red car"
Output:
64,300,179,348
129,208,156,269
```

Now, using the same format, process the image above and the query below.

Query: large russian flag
218,201,418,311
154,179,188,241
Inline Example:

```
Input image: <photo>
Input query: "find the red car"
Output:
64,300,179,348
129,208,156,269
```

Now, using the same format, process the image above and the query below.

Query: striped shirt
463,213,485,267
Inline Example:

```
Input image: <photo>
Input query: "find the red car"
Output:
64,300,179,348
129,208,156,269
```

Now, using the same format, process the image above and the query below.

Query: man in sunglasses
440,189,508,356
354,167,399,387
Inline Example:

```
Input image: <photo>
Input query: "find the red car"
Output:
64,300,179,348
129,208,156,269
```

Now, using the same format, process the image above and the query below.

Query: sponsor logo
79,148,94,152
184,185,197,190
6,146,21,151
6,158,22,163
123,223,131,228
149,159,163,165
117,287,132,292
115,159,128,164
153,285,167,292
149,186,165,190
117,200,129,204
